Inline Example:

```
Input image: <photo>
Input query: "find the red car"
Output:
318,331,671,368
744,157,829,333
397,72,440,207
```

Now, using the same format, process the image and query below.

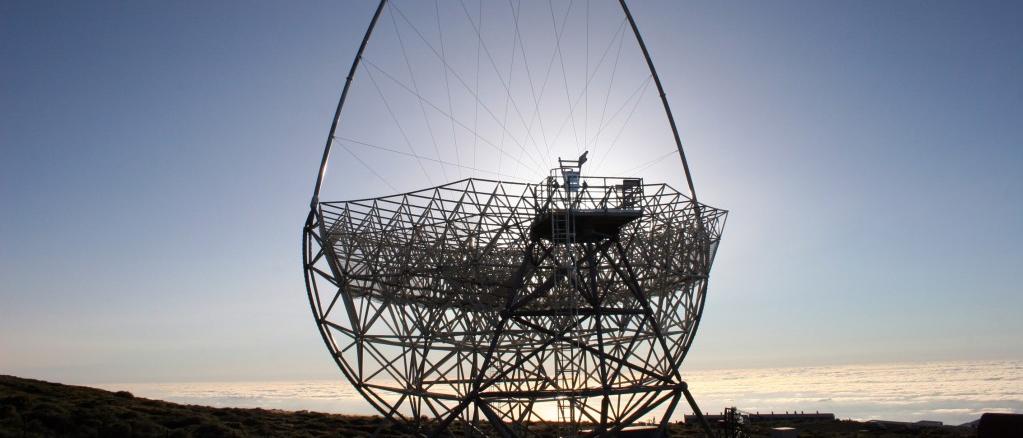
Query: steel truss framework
303,1,728,436
304,176,726,436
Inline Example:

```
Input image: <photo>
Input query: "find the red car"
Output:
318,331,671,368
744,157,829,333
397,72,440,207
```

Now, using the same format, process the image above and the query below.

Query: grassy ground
0,375,976,437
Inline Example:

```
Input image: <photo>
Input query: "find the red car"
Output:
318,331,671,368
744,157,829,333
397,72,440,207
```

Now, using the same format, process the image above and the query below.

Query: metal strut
618,0,698,204
619,2,714,437
311,0,389,209
305,3,722,437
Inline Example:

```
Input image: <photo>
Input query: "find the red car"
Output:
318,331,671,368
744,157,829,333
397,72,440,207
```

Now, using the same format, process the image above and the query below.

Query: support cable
311,0,388,208
364,65,434,185
619,0,698,202
593,77,654,172
342,144,399,193
544,21,631,160
507,0,552,159
472,0,482,176
495,0,523,177
435,0,462,179
592,18,629,150
621,148,677,176
387,2,449,181
336,136,528,181
361,59,540,172
456,0,548,166
388,4,548,171
585,0,590,154
548,0,582,153
515,0,576,161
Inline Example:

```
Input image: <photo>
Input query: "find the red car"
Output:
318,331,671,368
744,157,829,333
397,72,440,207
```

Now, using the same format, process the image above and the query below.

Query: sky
1,0,1021,386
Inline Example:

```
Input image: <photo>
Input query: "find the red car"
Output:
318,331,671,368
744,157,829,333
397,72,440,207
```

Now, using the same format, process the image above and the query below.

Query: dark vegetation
0,375,977,437
0,375,407,437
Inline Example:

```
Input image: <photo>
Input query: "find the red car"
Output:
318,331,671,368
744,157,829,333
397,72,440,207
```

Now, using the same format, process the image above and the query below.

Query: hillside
0,375,408,437
0,375,976,437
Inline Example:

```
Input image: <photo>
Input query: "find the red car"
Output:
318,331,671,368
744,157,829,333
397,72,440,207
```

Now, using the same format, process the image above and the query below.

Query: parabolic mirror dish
302,1,727,436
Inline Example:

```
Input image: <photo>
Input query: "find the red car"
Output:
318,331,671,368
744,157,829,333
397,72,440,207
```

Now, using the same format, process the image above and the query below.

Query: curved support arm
315,1,698,205
311,0,389,209
618,0,698,203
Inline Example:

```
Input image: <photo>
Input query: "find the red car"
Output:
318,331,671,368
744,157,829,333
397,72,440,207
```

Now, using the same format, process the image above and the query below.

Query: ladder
554,190,580,436
556,348,581,437
548,153,588,437
551,208,573,244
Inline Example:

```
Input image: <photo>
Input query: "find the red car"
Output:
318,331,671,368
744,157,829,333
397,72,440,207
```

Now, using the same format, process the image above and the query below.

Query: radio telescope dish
302,1,726,436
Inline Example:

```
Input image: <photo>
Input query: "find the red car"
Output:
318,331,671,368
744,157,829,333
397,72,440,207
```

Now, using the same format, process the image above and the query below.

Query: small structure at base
685,411,835,423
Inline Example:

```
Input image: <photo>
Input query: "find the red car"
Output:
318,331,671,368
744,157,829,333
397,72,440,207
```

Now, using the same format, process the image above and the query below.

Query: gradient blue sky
2,0,1021,384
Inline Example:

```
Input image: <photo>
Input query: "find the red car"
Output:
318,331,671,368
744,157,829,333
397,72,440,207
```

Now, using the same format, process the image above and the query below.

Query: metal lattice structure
305,167,726,436
303,1,727,436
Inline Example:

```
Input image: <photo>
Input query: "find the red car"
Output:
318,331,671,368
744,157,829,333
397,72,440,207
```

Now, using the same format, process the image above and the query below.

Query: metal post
682,384,716,437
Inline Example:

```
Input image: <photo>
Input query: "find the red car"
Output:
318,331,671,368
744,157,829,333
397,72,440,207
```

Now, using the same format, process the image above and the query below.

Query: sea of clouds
684,359,1022,424
95,359,1021,425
